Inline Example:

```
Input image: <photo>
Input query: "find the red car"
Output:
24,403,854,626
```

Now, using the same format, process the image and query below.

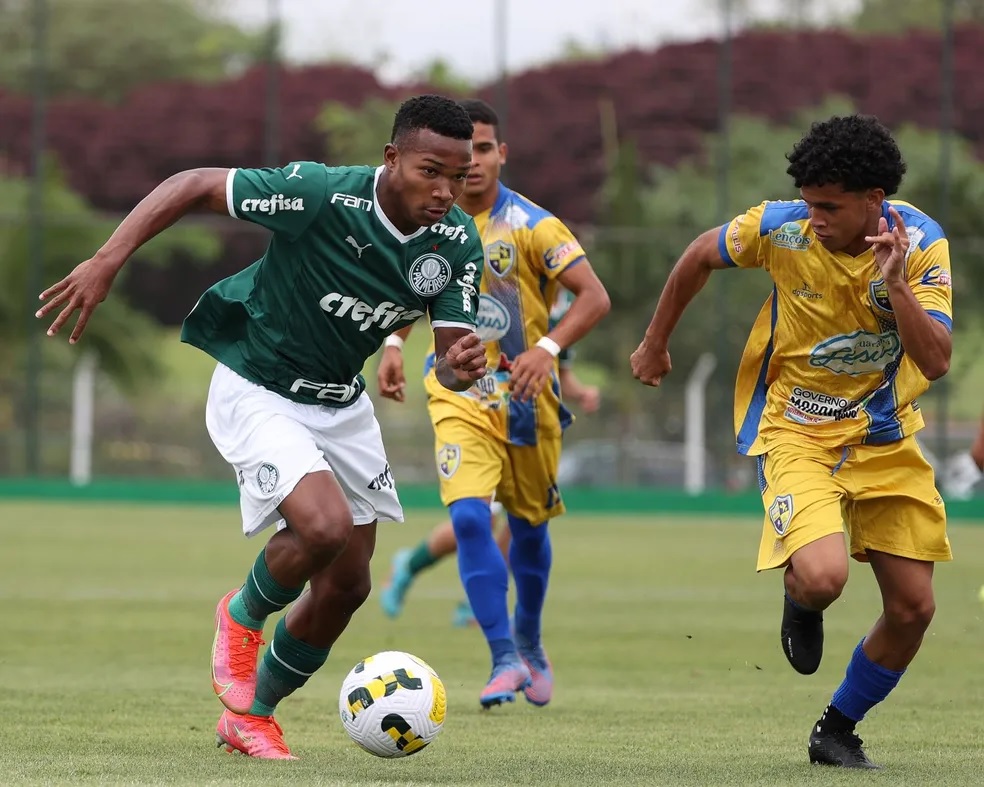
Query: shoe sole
480,677,532,709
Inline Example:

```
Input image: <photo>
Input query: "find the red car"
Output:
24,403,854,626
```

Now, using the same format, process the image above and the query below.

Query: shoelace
250,716,292,757
827,731,868,762
230,629,265,679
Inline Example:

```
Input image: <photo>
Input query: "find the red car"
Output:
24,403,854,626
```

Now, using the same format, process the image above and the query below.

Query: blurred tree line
2,0,983,417
0,0,268,103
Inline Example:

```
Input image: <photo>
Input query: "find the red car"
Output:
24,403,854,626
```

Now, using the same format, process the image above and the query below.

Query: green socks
249,615,330,716
227,549,304,630
408,540,440,575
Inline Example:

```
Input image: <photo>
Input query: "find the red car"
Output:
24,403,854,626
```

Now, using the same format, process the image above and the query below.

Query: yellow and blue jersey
424,184,587,446
720,199,952,456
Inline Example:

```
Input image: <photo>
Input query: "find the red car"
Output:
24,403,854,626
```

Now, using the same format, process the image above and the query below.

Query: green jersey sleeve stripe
431,321,475,330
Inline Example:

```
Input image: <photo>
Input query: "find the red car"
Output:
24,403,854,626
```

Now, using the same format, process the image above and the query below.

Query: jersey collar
372,166,428,244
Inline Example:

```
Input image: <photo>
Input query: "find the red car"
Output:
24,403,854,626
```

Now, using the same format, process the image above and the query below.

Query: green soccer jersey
181,162,484,406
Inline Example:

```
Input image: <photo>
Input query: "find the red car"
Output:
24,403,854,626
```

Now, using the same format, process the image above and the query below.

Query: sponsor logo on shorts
256,463,279,495
768,494,793,537
436,444,461,479
408,253,452,297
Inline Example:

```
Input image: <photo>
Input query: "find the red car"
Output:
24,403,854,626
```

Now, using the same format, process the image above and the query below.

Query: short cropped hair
390,94,473,147
460,98,501,139
785,115,907,196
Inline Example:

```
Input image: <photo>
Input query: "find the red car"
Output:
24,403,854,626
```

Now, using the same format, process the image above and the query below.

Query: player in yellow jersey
631,115,952,769
377,288,602,628
377,99,610,709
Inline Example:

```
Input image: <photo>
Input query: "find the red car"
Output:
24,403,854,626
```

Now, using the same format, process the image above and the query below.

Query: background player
630,115,952,769
36,95,487,760
378,98,610,709
377,288,602,627
941,409,984,499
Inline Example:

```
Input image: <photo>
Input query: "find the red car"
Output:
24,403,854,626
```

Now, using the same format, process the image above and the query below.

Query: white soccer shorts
205,363,404,537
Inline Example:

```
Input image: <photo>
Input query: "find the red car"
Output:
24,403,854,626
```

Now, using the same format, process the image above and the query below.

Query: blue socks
508,514,551,648
830,639,905,722
449,498,512,661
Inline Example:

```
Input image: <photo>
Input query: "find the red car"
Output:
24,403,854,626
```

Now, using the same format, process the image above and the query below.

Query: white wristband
384,335,404,350
536,336,562,357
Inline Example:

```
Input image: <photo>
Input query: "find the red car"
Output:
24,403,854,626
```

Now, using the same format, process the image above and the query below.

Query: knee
293,508,354,566
788,561,848,610
449,498,492,541
315,567,372,617
508,515,549,552
884,594,936,634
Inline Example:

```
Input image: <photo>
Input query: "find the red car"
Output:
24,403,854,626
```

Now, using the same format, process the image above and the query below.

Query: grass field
3,502,984,786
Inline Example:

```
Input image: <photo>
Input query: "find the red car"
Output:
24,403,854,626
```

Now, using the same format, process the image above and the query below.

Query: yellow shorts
432,416,565,524
755,435,951,572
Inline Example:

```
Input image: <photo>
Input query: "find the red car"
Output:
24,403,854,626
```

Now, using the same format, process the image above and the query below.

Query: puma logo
285,163,302,180
346,235,372,258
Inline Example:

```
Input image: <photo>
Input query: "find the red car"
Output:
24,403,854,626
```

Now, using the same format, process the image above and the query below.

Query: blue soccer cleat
379,548,413,619
516,639,553,707
451,599,476,628
479,661,532,709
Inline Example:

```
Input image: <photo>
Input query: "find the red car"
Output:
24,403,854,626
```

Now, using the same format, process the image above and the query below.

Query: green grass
2,502,984,785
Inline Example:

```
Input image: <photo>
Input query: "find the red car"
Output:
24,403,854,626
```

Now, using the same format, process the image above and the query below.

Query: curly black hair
785,115,907,196
390,94,473,147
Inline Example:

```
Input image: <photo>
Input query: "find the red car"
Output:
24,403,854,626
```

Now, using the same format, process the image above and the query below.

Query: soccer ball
338,650,447,758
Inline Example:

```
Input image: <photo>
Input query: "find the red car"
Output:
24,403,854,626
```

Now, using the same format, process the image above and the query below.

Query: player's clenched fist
446,332,487,383
630,339,672,387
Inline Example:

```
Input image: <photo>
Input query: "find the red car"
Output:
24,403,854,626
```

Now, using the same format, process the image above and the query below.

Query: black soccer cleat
809,727,882,769
780,593,824,674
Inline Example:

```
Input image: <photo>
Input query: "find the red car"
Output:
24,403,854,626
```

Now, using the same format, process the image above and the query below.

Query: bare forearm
971,419,984,469
644,249,714,347
886,279,951,380
558,367,583,399
96,170,225,271
435,356,473,392
546,286,610,350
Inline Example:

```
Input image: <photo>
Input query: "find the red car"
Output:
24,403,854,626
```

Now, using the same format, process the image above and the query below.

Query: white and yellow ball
338,650,446,758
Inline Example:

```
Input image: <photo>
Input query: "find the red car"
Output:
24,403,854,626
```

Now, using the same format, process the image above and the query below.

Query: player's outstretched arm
433,327,487,392
630,226,732,387
36,167,231,343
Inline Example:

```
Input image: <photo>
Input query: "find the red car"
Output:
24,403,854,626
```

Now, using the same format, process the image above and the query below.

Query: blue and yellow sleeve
907,238,953,333
533,217,587,278
717,201,769,269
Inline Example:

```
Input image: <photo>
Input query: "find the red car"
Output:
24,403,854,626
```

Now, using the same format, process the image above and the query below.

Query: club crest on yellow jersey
486,240,515,277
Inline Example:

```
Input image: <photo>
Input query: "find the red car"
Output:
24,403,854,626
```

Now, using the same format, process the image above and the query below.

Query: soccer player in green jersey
37,95,487,759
